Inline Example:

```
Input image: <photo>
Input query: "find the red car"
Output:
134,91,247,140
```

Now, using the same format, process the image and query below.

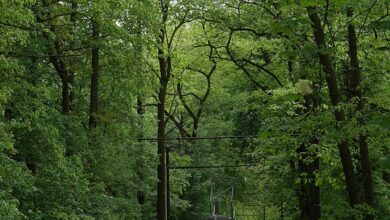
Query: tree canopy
0,0,389,219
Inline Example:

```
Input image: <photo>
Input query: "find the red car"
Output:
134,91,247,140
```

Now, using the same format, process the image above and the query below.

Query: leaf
379,158,390,170
368,20,390,30
300,0,319,7
377,46,390,51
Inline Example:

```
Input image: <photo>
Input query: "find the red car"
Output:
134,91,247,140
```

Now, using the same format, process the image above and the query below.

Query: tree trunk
307,6,360,206
347,7,375,218
295,80,321,220
156,2,170,219
89,19,99,129
48,56,71,115
37,1,73,115
307,145,321,220
61,75,71,114
68,1,77,110
307,93,321,220
297,141,320,220
137,96,146,207
157,83,167,220
297,144,310,220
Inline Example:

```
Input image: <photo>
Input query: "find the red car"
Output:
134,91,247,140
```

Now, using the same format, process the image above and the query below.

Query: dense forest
0,0,389,219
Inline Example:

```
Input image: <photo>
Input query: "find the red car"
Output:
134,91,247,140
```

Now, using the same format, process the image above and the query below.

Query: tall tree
307,6,360,207
346,6,375,218
89,17,100,129
34,0,80,115
156,1,170,219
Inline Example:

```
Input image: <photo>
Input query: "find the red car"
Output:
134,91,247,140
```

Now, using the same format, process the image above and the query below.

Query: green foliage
0,0,389,219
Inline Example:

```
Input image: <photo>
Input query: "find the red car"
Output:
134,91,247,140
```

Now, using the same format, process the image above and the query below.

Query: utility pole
166,147,170,219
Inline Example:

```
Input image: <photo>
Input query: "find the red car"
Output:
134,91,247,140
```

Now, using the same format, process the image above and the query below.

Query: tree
0,0,389,219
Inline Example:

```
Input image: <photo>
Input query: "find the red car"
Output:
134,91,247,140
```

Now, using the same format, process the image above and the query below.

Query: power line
138,135,259,142
169,164,258,170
